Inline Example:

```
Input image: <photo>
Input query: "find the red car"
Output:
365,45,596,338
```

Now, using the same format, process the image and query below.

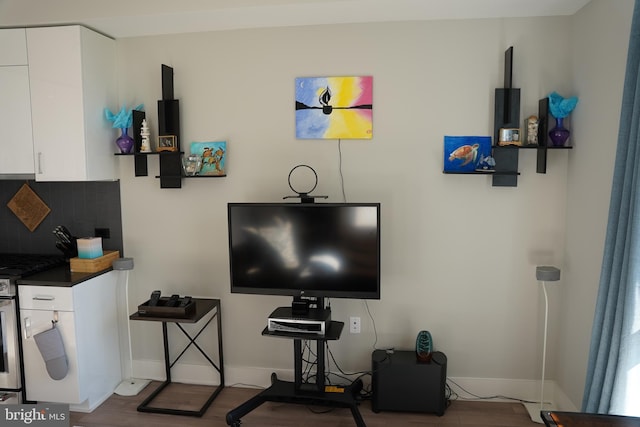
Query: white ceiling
0,0,592,38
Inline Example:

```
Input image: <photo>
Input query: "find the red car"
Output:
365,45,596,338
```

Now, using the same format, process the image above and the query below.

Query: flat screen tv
228,202,380,300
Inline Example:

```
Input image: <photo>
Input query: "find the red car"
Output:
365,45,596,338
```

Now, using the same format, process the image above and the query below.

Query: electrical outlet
350,316,361,334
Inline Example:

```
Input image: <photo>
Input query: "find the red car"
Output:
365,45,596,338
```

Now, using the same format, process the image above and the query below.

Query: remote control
166,294,180,307
179,296,192,307
149,290,161,306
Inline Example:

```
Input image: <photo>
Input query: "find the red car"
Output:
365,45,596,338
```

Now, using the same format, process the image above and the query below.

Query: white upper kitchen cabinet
27,26,117,182
0,28,34,175
0,28,27,65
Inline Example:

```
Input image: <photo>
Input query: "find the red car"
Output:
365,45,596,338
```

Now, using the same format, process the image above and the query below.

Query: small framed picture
443,136,492,172
157,135,177,152
498,128,521,146
191,141,227,176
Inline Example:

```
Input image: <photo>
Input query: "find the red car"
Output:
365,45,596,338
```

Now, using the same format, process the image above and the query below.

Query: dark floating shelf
116,151,226,187
443,170,520,176
154,175,227,179
114,151,186,156
443,170,494,175
492,145,572,149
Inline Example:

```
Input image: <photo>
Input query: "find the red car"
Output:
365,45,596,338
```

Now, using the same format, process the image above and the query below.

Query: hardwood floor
70,382,539,427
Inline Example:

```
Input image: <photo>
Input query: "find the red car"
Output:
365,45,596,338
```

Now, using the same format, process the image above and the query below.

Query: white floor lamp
113,257,151,396
523,265,561,423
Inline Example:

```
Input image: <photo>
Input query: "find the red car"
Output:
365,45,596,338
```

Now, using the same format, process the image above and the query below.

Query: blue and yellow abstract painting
295,76,373,139
191,141,226,176
443,136,492,172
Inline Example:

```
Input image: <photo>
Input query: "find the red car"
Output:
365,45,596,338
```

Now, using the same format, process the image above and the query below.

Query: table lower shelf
138,380,224,417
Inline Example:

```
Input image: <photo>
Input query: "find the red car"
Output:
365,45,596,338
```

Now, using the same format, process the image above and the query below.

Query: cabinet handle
33,295,55,301
37,152,43,174
23,317,31,339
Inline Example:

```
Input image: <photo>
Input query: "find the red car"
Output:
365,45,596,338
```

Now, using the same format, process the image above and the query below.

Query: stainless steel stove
0,253,65,403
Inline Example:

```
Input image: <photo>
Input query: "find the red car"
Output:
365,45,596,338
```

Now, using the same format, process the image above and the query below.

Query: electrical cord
446,377,539,404
301,340,318,384
324,342,374,401
338,139,347,202
364,300,381,350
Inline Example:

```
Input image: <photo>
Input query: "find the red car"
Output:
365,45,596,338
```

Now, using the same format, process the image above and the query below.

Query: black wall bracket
492,46,521,187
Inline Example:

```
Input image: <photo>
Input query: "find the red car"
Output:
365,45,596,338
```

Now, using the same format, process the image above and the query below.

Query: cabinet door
27,26,86,181
0,28,27,66
20,309,82,404
27,26,116,182
0,66,34,174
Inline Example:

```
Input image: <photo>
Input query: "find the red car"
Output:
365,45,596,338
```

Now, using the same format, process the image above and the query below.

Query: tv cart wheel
271,372,278,384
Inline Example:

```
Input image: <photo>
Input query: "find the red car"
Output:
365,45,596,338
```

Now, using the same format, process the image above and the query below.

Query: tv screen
228,202,380,300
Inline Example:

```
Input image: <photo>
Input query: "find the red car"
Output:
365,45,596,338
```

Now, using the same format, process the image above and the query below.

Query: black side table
130,298,224,417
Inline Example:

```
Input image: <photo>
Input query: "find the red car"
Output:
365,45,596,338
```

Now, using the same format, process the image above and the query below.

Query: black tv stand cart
226,302,366,427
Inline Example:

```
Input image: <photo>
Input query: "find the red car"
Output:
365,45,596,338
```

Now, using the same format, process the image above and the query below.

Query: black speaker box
372,350,447,415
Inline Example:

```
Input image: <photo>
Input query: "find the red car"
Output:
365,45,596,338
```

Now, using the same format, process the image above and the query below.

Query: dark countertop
16,264,113,287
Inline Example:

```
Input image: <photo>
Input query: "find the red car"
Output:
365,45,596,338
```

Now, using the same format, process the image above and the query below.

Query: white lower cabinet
19,271,121,412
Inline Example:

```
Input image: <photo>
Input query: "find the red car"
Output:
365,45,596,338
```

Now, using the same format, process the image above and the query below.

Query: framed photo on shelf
157,135,177,152
498,128,521,146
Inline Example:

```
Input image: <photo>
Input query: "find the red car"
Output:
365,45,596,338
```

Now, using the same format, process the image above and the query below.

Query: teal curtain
582,0,640,416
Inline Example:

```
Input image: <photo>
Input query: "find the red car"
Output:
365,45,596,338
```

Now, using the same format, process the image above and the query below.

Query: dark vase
548,117,570,147
115,127,134,153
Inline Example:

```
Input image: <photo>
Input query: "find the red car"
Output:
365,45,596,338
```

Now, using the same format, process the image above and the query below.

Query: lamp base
522,401,555,424
114,378,151,396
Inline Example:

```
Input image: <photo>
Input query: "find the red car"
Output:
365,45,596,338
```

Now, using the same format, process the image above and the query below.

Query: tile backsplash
0,180,123,255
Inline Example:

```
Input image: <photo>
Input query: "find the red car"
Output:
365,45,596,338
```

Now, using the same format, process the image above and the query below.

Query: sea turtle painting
448,143,479,167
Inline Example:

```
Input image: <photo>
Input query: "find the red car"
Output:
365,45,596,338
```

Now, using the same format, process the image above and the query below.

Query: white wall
2,0,633,410
115,17,577,398
557,0,634,408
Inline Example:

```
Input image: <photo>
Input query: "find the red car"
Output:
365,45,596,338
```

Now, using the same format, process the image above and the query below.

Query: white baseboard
68,390,113,413
131,360,578,412
133,360,307,389
447,377,578,411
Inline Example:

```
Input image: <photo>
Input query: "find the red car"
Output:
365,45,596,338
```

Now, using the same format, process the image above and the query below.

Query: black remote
149,290,161,306
166,294,180,307
179,296,192,307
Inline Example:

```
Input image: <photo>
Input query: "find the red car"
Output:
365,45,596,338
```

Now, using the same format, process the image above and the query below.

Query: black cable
302,340,318,384
338,138,347,202
446,377,539,404
364,300,380,350
325,343,371,377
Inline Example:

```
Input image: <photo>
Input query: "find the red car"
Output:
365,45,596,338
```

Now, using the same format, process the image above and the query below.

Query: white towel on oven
34,325,68,380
